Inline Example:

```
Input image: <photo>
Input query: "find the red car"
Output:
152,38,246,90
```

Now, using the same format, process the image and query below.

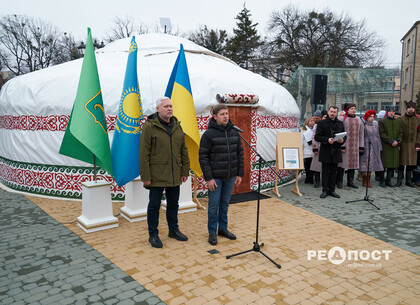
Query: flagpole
93,154,97,182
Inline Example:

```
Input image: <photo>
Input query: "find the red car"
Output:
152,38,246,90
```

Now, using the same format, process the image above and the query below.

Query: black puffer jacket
199,118,244,181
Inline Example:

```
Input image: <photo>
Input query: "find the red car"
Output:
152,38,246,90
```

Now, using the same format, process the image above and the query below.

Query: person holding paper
315,106,347,198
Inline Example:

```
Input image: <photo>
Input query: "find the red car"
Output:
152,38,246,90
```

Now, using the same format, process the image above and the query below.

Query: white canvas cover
0,33,299,199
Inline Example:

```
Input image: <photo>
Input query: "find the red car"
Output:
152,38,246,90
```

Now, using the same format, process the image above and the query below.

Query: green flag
59,28,113,176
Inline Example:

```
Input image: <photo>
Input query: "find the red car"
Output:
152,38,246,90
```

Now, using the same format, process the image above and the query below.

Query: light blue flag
111,37,143,186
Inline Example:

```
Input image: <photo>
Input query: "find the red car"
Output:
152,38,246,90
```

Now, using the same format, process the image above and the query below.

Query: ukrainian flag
165,44,202,177
111,37,143,186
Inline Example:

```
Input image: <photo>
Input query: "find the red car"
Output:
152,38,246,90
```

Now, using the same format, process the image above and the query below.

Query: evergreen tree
226,4,262,69
188,26,228,55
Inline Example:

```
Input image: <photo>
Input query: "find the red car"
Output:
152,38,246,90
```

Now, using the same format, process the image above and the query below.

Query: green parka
398,114,420,166
379,117,402,168
139,113,190,187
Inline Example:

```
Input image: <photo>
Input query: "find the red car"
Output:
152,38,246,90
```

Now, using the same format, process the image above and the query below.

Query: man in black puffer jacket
199,104,244,246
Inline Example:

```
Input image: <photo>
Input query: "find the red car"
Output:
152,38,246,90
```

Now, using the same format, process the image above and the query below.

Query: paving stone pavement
0,188,164,305
269,175,420,256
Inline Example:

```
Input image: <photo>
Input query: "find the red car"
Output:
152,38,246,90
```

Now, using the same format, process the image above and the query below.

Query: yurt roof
0,33,299,117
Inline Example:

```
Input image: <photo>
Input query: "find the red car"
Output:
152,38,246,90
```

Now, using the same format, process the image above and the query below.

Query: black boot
395,166,404,187
385,168,394,187
379,171,386,188
347,169,359,189
336,167,344,189
405,167,415,187
314,172,320,188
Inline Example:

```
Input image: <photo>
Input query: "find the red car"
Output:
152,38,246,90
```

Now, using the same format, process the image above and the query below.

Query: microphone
232,125,244,133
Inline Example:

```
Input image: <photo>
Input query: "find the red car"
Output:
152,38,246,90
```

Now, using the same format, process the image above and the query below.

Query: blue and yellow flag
111,37,143,186
165,44,202,177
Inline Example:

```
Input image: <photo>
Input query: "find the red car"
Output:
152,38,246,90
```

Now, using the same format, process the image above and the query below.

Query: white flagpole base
77,180,118,233
162,176,197,214
120,178,148,222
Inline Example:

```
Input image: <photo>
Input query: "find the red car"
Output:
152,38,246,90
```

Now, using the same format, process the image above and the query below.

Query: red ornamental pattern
0,114,148,132
0,161,126,198
0,111,298,196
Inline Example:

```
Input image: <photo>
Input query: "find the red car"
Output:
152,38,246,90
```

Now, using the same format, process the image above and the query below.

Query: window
367,103,378,112
409,66,412,84
412,34,415,53
405,68,409,85
380,81,394,91
407,39,411,56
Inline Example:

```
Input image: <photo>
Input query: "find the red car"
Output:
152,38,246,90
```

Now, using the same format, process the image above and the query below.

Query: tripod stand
345,133,380,210
226,133,281,269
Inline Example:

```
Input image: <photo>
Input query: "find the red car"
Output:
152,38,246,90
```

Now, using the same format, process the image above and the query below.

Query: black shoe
405,181,416,187
168,230,188,241
320,191,328,198
379,181,386,188
208,234,217,245
328,191,340,198
218,229,237,240
336,181,343,189
347,181,359,189
314,181,320,188
149,235,163,248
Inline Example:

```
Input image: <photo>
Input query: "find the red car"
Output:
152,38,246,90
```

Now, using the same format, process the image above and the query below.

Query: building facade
400,20,420,110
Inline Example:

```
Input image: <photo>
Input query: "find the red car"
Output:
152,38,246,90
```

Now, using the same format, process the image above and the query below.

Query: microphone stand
226,131,281,269
345,122,380,210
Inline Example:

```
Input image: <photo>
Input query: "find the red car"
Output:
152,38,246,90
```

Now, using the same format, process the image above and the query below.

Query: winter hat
406,100,416,109
313,110,322,117
385,105,397,112
344,103,357,112
377,110,386,119
364,110,376,121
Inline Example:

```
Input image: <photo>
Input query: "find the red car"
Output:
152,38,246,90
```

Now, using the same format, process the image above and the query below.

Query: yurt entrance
227,105,256,194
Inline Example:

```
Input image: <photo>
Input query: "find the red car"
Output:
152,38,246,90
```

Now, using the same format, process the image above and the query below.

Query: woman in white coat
301,117,315,184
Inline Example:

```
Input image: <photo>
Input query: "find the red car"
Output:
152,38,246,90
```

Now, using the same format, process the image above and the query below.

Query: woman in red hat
359,110,384,187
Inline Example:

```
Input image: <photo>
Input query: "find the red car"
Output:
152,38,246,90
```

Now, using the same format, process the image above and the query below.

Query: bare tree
0,14,66,75
105,16,136,42
267,6,386,72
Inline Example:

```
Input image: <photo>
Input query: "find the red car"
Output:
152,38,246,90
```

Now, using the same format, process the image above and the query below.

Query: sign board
276,132,304,170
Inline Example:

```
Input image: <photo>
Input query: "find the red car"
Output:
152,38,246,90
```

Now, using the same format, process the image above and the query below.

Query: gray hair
156,96,171,108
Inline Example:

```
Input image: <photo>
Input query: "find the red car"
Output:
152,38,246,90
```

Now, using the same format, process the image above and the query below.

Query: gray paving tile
269,175,420,255
0,188,165,305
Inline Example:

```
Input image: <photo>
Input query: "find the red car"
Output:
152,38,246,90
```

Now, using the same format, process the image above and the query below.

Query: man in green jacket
139,97,190,248
379,106,402,187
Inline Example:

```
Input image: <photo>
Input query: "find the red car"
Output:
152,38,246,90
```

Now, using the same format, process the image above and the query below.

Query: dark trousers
322,162,338,193
414,153,420,183
147,186,180,237
304,157,314,183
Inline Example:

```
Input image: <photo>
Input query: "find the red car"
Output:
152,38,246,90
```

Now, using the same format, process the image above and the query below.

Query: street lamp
77,41,85,55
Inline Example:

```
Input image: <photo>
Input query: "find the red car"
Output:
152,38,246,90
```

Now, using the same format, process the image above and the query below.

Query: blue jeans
147,186,180,236
207,177,235,234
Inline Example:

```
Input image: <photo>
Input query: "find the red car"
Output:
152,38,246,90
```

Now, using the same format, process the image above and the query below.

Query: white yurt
0,33,300,200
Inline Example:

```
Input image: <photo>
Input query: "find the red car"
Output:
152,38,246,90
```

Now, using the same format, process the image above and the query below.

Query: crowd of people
301,101,420,198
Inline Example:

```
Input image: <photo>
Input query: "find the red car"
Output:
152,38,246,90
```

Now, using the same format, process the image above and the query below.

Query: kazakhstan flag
111,37,143,186
165,44,202,177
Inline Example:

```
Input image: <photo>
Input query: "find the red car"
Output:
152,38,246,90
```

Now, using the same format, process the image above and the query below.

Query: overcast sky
2,0,419,68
